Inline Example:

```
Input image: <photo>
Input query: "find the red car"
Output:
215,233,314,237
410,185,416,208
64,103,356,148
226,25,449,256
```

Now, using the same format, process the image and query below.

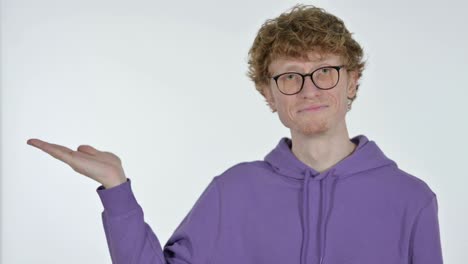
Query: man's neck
290,129,357,173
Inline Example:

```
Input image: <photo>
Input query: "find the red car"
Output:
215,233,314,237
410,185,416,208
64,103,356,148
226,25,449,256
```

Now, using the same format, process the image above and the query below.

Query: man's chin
293,122,329,136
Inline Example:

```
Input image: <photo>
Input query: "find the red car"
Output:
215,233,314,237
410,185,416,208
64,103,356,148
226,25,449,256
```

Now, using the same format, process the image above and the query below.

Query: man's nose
300,75,322,94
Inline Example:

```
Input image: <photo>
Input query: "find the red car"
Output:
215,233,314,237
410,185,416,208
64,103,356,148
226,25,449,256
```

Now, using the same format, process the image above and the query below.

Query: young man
27,4,443,264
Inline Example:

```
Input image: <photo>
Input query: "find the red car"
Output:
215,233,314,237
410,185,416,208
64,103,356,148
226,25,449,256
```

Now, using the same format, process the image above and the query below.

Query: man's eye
321,68,330,74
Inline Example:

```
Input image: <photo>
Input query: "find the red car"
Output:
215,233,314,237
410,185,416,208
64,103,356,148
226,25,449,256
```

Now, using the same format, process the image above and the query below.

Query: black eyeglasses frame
270,65,345,95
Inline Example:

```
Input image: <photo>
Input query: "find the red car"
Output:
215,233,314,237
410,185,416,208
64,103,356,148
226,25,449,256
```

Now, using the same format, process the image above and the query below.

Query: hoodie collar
264,134,397,264
264,134,397,180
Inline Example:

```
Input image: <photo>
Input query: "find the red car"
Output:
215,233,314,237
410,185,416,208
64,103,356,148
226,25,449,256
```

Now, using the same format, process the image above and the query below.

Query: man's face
263,51,358,137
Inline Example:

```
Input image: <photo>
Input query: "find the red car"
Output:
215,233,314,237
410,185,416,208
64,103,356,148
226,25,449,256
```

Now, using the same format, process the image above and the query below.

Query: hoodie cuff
96,178,140,217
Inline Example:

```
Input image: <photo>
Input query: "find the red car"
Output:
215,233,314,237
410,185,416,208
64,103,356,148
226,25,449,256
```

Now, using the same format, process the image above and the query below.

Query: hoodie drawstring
300,170,311,264
300,168,337,264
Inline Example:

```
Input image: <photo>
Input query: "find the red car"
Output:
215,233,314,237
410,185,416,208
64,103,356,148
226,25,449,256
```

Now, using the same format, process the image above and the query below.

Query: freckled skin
262,52,358,137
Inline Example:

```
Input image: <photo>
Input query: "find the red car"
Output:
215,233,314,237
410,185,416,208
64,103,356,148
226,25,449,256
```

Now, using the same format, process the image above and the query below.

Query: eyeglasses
270,65,345,95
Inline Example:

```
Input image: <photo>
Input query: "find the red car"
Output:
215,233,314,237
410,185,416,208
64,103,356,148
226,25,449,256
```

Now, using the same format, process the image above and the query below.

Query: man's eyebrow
280,61,334,71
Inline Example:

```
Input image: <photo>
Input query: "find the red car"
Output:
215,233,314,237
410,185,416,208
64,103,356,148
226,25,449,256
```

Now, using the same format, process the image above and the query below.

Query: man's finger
27,139,75,165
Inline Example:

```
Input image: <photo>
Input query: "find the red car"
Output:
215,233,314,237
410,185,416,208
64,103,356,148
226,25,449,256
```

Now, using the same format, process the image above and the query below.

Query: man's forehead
278,52,338,63
270,53,341,69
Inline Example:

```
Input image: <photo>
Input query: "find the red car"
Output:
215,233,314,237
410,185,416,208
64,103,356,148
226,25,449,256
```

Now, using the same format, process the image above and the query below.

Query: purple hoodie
96,134,443,264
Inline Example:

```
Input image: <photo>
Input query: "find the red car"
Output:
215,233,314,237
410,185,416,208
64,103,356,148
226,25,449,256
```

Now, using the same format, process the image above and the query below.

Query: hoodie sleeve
96,176,221,264
409,194,444,264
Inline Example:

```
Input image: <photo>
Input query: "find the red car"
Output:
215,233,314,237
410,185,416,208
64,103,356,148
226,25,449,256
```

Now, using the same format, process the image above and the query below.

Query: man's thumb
77,145,99,155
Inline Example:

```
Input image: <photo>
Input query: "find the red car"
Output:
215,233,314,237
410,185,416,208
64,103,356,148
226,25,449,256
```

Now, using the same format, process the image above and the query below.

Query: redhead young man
27,4,443,264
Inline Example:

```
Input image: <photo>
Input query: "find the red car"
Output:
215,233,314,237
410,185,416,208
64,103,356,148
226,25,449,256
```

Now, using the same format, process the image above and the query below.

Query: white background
2,0,467,263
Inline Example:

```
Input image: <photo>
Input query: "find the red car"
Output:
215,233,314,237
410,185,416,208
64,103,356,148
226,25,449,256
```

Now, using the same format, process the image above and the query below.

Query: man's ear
347,70,359,99
261,84,276,112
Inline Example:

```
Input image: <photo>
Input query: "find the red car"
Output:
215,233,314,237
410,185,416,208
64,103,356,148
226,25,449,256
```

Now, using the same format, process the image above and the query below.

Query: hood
264,134,397,264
